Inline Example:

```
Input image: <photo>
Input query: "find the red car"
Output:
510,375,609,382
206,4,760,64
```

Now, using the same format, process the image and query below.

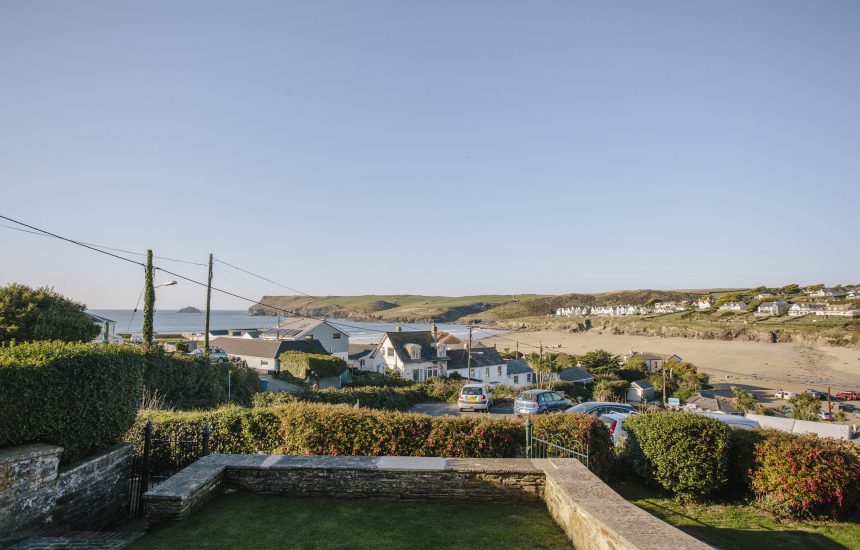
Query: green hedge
300,385,430,410
144,350,260,408
0,341,145,462
625,413,730,499
128,402,612,475
279,351,347,381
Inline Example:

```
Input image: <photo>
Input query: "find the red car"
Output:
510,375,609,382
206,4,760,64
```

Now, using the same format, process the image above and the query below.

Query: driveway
259,375,303,394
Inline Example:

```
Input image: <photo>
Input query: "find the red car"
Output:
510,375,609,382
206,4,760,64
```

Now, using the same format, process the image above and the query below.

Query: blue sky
1,1,858,309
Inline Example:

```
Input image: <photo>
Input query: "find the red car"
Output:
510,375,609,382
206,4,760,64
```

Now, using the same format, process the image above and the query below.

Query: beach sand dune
485,330,860,396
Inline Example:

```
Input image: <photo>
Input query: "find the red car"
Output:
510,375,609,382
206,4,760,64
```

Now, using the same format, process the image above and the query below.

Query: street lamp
156,280,178,289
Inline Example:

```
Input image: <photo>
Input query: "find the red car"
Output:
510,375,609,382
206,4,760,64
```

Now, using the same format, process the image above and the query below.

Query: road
409,402,518,418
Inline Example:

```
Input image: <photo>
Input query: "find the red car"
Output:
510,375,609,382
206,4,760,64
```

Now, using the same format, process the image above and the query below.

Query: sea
88,309,499,344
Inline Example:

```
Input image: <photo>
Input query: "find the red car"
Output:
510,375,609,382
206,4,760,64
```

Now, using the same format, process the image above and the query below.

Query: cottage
557,366,594,385
685,393,743,415
367,329,449,381
623,351,682,373
259,318,349,359
718,301,747,312
819,304,860,318
695,298,713,311
84,312,122,344
211,336,327,374
811,288,845,299
447,346,509,385
788,303,823,316
347,344,376,370
626,380,654,403
756,301,789,316
504,359,536,387
756,293,775,300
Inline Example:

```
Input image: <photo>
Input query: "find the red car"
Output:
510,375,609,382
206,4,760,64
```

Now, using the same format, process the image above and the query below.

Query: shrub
279,351,347,381
0,341,145,462
0,284,100,344
725,428,770,495
751,433,860,518
251,391,299,408
144,350,260,408
625,413,730,499
126,403,612,475
347,371,414,388
300,385,429,410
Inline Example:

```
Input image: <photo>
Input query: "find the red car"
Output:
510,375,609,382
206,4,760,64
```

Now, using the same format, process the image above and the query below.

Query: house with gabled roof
211,336,328,374
447,346,508,384
685,393,743,415
367,329,449,381
259,318,348,359
623,351,682,373
756,301,789,316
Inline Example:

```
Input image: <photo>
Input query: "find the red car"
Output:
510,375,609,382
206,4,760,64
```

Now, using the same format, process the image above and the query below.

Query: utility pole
143,249,155,348
828,385,832,422
539,341,544,387
467,325,473,381
204,253,213,358
662,368,667,407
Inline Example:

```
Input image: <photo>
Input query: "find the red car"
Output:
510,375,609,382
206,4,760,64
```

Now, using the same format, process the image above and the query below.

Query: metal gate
128,421,211,518
524,417,591,470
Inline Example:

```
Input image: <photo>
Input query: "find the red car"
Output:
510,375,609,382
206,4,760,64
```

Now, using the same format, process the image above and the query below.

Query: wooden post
204,253,213,358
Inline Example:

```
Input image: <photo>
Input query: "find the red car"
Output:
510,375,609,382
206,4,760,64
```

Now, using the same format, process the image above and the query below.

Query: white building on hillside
259,318,349,359
757,301,789,316
719,301,747,312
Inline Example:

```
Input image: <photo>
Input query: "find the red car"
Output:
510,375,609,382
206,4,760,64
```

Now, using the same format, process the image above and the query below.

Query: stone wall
0,443,132,546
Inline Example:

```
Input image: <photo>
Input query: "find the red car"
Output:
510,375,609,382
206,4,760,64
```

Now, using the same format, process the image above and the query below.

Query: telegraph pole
467,325,473,381
662,368,667,407
143,249,155,348
204,253,213,358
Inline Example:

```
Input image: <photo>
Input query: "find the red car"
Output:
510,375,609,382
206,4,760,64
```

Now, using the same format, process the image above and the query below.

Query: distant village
553,286,860,319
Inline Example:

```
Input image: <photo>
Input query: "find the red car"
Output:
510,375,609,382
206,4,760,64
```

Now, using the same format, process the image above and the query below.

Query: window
261,360,268,366
412,370,420,381
513,375,519,384
359,359,365,367
485,368,490,378
526,373,532,383
333,333,341,339
387,347,394,357
497,365,502,376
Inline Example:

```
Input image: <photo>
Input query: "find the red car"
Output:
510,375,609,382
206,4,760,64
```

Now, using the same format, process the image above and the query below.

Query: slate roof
686,393,742,415
631,379,653,391
84,312,115,324
558,367,594,383
379,331,447,364
505,359,534,376
212,337,327,359
447,347,506,371
348,347,375,361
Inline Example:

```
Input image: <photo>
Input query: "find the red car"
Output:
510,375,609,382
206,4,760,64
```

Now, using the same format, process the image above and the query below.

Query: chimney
396,326,402,332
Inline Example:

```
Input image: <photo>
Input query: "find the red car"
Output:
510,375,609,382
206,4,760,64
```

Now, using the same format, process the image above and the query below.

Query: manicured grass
613,480,860,549
132,492,571,550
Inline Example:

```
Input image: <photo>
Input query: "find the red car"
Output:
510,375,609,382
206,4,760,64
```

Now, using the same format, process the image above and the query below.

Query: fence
524,417,591,471
128,421,211,518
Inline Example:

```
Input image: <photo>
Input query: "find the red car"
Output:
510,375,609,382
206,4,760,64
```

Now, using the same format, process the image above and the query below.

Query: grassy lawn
613,480,860,549
132,492,571,550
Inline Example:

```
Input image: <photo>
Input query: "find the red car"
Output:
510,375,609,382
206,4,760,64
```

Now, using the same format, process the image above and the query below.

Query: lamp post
142,248,177,347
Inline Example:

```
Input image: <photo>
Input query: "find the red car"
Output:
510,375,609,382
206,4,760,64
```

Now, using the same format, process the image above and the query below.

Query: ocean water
88,309,498,344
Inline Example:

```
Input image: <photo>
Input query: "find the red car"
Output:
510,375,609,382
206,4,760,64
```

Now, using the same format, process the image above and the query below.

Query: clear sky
1,1,858,309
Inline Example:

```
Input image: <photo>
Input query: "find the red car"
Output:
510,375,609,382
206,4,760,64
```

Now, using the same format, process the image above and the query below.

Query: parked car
820,411,832,421
598,413,630,445
805,389,827,400
836,391,860,400
840,403,858,413
458,383,493,412
565,401,638,417
191,347,227,362
514,389,572,415
774,389,797,400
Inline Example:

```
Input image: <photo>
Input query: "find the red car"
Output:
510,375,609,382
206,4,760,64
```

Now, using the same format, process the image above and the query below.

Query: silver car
458,383,493,412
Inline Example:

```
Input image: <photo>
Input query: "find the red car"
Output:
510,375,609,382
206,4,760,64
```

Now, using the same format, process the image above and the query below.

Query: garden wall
0,443,132,546
142,455,711,549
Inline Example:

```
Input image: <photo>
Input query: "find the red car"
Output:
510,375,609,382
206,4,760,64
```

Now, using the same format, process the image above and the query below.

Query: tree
780,283,801,295
0,284,99,344
731,386,757,413
593,379,629,402
789,393,822,421
578,349,621,376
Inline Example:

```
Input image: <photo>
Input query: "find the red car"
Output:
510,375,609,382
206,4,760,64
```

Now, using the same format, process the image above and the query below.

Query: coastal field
484,329,860,398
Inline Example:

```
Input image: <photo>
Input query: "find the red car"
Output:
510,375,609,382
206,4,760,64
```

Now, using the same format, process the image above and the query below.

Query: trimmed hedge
144,350,260,408
0,341,145,462
625,413,730,499
300,385,430,410
751,433,860,518
128,402,612,475
279,351,347,381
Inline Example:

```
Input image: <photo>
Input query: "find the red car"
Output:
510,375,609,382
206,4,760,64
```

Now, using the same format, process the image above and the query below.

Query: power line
0,222,206,266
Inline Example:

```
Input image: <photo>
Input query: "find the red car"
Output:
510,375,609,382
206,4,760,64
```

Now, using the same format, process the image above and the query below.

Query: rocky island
177,306,202,314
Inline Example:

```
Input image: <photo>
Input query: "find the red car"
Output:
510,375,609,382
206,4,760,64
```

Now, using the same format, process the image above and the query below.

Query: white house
695,298,713,311
211,336,328,374
84,312,122,344
756,301,789,316
789,303,823,316
654,302,687,313
626,379,654,403
447,347,510,385
811,288,845,299
624,351,683,373
719,301,747,312
756,293,775,300
366,329,449,381
504,359,536,387
259,318,349,359
819,305,860,318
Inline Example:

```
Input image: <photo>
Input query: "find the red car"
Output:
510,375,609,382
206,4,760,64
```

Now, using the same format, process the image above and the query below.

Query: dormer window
404,343,421,360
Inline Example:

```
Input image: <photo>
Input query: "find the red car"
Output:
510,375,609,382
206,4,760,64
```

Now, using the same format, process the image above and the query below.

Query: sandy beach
485,329,860,398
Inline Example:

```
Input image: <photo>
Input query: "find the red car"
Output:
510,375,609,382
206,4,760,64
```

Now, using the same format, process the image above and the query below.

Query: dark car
840,403,859,413
514,390,572,415
565,401,638,417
